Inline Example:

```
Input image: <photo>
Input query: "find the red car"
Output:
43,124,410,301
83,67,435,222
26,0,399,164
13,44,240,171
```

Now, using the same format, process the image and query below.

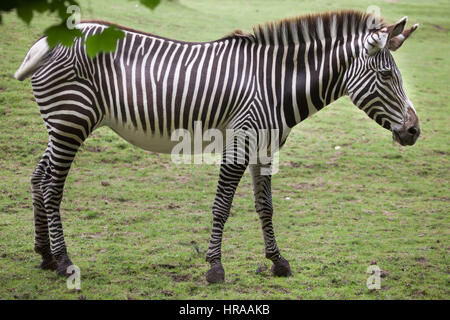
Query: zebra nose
397,125,420,146
407,126,418,136
407,126,420,144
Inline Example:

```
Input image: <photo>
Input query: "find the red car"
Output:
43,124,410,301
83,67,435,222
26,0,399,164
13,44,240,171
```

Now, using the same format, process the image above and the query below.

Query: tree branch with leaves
1,0,161,57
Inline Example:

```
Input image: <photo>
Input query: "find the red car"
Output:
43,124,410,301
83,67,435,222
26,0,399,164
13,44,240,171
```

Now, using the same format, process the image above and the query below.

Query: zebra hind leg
250,163,292,277
38,114,90,276
31,147,57,271
41,139,81,277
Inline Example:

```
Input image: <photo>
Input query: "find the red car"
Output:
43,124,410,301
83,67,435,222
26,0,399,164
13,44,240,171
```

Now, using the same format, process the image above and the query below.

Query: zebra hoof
55,255,74,277
206,263,225,283
37,258,58,271
271,257,293,277
34,248,58,271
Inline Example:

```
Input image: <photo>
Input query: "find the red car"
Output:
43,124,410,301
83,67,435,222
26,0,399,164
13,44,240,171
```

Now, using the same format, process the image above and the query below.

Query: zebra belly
108,124,176,153
106,121,226,155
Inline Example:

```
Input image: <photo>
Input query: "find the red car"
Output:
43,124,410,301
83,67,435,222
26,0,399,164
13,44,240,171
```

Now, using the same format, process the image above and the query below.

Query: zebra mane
78,11,386,46
250,10,386,45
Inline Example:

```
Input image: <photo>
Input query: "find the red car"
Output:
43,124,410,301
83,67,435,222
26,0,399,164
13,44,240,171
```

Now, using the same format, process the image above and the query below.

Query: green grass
0,0,449,300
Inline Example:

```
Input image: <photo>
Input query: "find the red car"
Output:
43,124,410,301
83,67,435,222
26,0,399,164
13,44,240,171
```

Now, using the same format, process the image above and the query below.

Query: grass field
0,0,448,299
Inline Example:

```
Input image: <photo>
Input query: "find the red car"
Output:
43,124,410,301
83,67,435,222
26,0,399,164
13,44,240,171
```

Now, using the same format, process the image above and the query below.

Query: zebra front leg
206,163,248,283
250,163,292,277
31,147,57,270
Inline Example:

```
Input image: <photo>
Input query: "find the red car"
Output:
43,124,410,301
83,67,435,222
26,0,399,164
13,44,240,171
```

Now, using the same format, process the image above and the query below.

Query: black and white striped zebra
15,11,419,283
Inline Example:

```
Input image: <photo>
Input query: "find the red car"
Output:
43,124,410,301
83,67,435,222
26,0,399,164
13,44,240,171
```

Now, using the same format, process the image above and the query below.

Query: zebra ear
388,23,419,51
364,28,389,56
364,16,409,56
387,16,408,40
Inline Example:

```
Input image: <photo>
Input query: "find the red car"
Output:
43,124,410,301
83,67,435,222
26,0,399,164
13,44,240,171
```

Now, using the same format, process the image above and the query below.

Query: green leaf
14,0,53,24
16,4,33,25
45,23,83,48
55,1,78,20
140,0,161,10
33,0,51,14
85,26,125,58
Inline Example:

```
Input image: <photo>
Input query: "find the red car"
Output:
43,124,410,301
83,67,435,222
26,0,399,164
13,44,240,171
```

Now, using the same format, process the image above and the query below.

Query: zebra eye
379,70,392,78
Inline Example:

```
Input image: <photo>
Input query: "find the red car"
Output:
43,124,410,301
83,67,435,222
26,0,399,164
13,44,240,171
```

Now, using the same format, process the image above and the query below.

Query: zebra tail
14,37,50,81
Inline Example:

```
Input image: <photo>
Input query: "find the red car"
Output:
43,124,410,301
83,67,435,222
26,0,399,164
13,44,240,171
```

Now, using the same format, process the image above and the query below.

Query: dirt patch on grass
168,273,192,282
433,24,448,32
286,182,325,190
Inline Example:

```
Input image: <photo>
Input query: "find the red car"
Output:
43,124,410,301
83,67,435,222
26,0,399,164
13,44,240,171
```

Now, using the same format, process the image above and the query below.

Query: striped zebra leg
206,162,248,283
41,137,83,277
31,146,57,270
33,101,93,276
250,163,292,277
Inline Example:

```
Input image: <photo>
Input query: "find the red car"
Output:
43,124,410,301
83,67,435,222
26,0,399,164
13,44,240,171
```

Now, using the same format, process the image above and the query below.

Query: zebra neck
251,10,383,128
259,39,361,128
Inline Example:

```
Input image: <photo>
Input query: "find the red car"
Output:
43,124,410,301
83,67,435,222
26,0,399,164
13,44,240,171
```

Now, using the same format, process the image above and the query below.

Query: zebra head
346,16,420,146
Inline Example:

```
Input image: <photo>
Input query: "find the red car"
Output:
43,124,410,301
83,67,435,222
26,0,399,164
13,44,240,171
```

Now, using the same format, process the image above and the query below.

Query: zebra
14,10,419,283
